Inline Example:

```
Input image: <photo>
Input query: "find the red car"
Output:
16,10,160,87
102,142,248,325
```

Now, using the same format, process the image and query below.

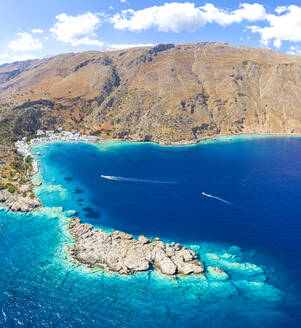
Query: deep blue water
1,136,301,327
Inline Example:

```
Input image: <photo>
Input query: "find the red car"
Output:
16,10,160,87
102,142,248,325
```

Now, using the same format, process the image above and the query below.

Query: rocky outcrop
0,189,41,212
69,217,204,276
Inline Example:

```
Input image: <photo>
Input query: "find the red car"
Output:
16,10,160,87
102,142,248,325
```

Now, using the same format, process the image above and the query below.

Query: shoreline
25,131,301,150
0,168,295,328
8,132,299,277
8,131,299,212
157,132,301,146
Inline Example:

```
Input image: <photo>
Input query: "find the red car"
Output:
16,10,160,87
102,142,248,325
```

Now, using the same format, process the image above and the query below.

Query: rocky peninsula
69,217,205,276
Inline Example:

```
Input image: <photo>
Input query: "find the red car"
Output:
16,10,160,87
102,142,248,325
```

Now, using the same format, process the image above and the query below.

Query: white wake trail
100,175,176,184
201,192,232,205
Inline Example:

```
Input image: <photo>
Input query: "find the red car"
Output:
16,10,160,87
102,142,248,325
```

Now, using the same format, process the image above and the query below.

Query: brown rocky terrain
1,42,301,146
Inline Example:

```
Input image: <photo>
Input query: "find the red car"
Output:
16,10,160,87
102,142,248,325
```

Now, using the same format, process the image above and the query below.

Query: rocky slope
1,42,301,144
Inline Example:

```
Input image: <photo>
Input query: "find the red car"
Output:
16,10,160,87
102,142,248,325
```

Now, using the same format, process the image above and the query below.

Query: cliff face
1,42,301,143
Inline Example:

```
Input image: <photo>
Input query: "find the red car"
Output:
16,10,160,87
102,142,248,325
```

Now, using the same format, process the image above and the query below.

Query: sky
1,0,301,64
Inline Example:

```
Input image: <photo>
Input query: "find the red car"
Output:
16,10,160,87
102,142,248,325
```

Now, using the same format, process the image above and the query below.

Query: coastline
0,150,41,212
0,202,294,328
9,131,299,210
17,130,301,155
11,131,300,214
157,132,301,146
3,133,300,328
26,135,282,277
8,132,300,278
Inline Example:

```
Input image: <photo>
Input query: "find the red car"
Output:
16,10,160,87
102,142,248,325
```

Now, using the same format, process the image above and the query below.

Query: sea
0,135,301,327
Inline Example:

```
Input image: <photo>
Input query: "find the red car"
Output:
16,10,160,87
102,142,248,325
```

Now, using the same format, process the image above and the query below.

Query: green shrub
22,192,27,197
9,171,16,177
25,155,33,164
19,178,26,185
29,192,35,199
7,185,16,194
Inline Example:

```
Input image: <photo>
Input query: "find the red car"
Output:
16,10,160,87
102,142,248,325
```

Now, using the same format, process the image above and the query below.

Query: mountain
1,42,301,144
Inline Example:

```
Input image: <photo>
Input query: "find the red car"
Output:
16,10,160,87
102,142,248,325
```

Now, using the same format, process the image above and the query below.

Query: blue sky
1,0,301,64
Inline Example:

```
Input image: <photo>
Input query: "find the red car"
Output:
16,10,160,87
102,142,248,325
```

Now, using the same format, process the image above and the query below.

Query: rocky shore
69,217,205,276
0,188,41,212
0,141,41,213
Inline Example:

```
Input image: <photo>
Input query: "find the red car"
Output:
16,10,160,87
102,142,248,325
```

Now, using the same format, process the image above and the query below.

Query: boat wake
100,175,176,184
201,192,232,205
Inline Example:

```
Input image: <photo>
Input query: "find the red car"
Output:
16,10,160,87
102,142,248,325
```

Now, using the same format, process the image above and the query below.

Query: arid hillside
1,42,301,144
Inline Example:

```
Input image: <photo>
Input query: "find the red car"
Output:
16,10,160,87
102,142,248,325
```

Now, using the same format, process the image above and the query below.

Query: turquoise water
1,136,301,327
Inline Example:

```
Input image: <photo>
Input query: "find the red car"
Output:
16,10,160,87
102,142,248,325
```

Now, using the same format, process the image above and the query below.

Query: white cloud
273,39,282,48
109,43,154,50
50,12,104,47
8,32,42,52
120,0,126,3
0,53,38,65
275,6,288,14
0,54,9,64
111,2,301,51
111,2,266,33
288,45,301,56
111,3,206,32
201,3,266,26
0,54,9,59
259,39,269,47
32,29,44,34
11,54,37,62
249,5,301,47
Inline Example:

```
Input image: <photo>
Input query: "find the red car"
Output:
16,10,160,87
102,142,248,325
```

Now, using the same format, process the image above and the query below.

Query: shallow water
1,136,301,327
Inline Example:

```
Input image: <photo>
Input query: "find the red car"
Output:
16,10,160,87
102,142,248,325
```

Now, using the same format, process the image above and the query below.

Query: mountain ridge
1,42,301,145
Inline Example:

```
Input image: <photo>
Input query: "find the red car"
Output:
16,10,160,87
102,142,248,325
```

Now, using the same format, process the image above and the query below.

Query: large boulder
155,257,177,275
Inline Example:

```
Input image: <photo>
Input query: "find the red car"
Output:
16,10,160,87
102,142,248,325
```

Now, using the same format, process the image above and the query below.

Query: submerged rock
203,252,265,278
68,217,205,276
207,266,230,281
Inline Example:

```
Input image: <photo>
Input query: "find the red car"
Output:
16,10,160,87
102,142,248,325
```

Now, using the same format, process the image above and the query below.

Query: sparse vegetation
0,150,34,195
7,184,17,194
